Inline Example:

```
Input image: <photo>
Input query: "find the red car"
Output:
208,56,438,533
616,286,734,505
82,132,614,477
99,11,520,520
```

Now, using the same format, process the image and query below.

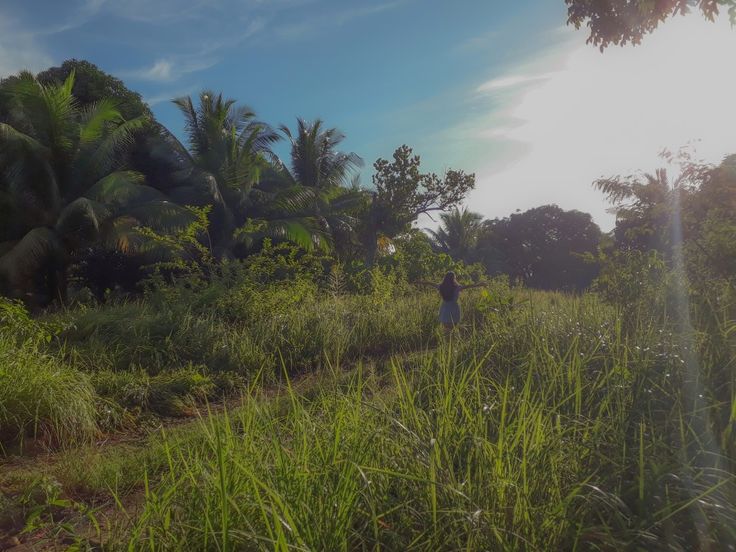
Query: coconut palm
275,118,363,189
163,92,344,253
257,119,366,252
426,207,484,263
0,71,187,303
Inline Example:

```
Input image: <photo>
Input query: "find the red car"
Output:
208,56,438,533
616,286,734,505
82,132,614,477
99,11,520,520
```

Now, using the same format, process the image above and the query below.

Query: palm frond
83,115,148,180
125,201,200,232
78,98,124,144
0,122,59,218
55,197,110,247
84,171,162,209
0,227,65,284
234,216,329,252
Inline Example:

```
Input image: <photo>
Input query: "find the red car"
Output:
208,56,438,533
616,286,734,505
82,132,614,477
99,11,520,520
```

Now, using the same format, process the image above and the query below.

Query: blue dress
438,288,461,325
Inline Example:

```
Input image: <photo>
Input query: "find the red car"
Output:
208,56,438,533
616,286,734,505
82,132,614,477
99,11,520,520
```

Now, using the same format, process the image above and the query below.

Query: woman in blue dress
418,271,486,332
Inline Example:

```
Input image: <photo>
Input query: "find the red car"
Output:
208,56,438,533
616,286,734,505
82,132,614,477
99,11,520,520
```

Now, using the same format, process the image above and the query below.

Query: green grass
0,322,99,452
116,297,736,550
1,277,735,550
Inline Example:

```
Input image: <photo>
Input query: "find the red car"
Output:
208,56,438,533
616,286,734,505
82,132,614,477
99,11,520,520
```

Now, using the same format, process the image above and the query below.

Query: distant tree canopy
35,59,151,120
479,205,602,291
2,59,733,305
566,0,736,49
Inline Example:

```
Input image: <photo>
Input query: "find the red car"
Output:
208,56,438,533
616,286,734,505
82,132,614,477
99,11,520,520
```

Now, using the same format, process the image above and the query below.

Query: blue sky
2,1,736,230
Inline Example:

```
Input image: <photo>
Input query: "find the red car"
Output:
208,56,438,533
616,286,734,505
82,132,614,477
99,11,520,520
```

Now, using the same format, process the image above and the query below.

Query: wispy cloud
124,55,218,82
121,11,267,82
276,0,407,40
453,30,499,54
476,73,552,93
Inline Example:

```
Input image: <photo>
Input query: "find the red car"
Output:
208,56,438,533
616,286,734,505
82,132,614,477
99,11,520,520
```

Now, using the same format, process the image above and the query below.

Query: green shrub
0,299,98,451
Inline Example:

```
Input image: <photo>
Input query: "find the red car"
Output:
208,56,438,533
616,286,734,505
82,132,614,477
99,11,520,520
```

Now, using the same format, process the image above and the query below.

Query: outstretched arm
459,282,487,291
415,280,439,289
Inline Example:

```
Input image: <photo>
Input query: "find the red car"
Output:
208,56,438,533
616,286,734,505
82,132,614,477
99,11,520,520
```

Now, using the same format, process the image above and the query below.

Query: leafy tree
361,145,475,265
426,207,484,263
566,0,736,50
35,59,151,120
594,168,689,254
388,229,480,283
594,154,736,299
482,205,602,291
681,155,736,286
0,71,182,304
162,91,279,253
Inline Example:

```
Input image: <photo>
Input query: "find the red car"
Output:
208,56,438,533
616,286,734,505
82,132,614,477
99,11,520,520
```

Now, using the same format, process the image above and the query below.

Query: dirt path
0,360,390,551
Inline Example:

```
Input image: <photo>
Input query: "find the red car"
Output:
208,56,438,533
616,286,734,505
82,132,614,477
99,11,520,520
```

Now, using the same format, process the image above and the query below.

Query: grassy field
1,271,735,550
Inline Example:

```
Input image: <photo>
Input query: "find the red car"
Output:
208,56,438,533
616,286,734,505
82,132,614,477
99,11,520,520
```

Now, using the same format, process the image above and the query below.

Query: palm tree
258,118,365,252
594,168,680,252
163,93,347,253
0,71,185,303
426,207,484,262
276,118,363,189
164,91,277,253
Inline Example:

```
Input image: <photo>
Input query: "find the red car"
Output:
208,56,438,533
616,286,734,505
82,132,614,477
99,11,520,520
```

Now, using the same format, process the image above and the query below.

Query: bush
0,299,98,451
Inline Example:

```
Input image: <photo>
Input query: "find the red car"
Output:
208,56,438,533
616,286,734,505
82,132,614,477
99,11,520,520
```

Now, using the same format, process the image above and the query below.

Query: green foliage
361,145,475,264
0,298,98,450
35,59,151,120
0,69,188,304
593,247,670,318
566,0,736,50
92,366,245,420
113,287,736,551
479,204,602,290
136,204,213,270
426,207,484,263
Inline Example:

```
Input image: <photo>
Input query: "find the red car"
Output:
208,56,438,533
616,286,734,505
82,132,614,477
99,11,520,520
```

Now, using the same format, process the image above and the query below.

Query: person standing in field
417,271,486,333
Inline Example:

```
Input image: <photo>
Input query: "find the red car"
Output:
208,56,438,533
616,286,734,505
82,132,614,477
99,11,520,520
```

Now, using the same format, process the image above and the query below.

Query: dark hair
438,271,460,301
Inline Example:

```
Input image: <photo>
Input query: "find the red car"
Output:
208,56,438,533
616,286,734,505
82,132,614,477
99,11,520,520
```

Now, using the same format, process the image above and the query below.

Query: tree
481,205,602,291
426,207,484,263
35,59,151,120
164,91,280,253
260,118,366,255
275,118,363,190
566,0,736,50
0,71,184,304
165,95,357,255
361,145,475,265
594,168,683,253
681,155,736,286
594,154,736,290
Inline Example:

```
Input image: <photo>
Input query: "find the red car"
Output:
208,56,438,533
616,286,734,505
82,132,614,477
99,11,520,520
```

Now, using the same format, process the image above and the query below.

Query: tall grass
0,300,98,451
119,292,736,550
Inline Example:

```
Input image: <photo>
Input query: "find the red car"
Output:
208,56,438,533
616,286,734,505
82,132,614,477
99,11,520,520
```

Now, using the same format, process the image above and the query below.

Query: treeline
0,60,734,307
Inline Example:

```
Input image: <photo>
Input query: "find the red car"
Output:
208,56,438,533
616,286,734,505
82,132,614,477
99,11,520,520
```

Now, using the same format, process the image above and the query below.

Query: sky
1,0,735,231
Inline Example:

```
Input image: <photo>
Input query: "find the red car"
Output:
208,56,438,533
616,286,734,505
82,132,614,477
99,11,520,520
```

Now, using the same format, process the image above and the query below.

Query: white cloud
477,73,551,93
125,56,217,82
145,85,199,106
141,60,173,80
463,15,736,230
